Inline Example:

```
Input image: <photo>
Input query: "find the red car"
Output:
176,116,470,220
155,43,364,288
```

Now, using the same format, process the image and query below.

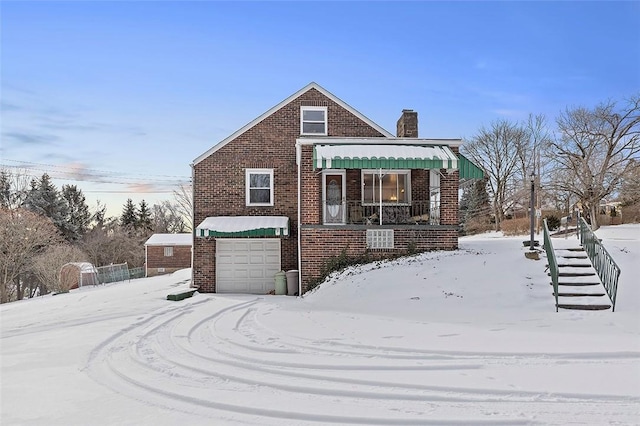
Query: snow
196,216,289,235
144,233,192,246
1,225,639,425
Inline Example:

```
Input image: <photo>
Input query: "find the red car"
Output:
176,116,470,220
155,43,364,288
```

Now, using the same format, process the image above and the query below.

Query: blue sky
2,1,639,217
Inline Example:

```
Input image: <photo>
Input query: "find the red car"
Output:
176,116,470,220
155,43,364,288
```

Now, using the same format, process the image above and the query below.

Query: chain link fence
94,263,144,284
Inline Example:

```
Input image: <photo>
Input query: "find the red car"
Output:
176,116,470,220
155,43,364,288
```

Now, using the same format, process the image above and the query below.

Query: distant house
144,234,192,277
192,82,483,295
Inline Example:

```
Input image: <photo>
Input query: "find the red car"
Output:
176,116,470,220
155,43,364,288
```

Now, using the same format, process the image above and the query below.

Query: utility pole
529,172,536,251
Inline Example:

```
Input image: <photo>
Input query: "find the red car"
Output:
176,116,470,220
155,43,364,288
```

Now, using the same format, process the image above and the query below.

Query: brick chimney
396,109,418,138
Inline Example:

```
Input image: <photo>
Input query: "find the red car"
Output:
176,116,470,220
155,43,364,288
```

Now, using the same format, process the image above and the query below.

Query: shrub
545,215,560,231
501,217,531,236
462,216,494,235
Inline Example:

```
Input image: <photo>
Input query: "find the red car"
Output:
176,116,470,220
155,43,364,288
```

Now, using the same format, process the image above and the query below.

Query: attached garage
216,239,281,293
195,216,290,294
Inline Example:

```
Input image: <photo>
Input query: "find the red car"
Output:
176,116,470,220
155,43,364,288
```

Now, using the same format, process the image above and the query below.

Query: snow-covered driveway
2,230,639,425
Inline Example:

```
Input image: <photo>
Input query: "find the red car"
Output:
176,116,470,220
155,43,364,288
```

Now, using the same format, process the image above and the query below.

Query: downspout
144,244,148,278
190,163,195,288
296,142,302,297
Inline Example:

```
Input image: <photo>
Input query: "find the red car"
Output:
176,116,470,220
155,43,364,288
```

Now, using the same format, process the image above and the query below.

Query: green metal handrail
543,219,559,312
578,217,622,311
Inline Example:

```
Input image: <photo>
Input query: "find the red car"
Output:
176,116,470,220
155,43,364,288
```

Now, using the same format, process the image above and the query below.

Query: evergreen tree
91,200,107,231
459,178,491,234
0,170,10,209
23,174,71,239
120,198,138,232
136,200,153,235
61,185,91,241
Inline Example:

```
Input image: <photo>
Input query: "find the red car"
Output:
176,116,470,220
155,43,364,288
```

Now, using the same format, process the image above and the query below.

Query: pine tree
0,170,10,209
136,200,153,235
459,178,491,234
23,174,69,239
61,185,91,241
120,198,138,233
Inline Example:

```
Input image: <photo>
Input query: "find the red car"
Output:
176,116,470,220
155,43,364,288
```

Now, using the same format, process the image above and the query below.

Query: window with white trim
246,168,274,206
362,170,410,204
164,246,173,257
301,106,327,135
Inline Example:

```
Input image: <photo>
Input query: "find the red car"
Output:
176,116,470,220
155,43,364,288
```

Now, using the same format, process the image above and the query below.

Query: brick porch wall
300,226,458,293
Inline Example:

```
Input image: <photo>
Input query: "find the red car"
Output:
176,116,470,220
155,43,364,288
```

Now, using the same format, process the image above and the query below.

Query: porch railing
577,217,621,311
323,200,440,225
543,219,559,312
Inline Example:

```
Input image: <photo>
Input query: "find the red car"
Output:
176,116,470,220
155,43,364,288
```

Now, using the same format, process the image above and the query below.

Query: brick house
192,82,482,295
144,233,192,277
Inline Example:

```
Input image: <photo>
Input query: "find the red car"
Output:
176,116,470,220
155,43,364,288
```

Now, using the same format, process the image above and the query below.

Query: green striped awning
313,144,459,170
458,154,484,180
196,216,289,238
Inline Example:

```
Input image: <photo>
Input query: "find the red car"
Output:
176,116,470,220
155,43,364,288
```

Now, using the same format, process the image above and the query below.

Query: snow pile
1,225,638,425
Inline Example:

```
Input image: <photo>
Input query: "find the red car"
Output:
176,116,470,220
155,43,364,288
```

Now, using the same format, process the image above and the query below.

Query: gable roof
192,82,394,165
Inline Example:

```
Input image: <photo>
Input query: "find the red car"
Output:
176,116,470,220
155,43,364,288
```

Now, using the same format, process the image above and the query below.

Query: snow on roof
144,233,192,246
196,216,289,234
62,262,97,273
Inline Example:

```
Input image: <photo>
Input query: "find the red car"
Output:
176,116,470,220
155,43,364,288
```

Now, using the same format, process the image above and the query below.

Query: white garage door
216,239,281,294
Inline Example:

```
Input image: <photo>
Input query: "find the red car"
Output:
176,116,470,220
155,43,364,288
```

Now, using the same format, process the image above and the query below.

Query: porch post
379,168,383,225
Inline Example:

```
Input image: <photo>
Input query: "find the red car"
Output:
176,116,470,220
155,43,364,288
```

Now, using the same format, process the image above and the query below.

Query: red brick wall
300,227,458,293
146,245,192,277
193,88,385,292
146,245,192,269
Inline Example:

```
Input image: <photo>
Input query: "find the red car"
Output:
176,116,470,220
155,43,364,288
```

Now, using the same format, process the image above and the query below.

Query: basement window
366,229,394,249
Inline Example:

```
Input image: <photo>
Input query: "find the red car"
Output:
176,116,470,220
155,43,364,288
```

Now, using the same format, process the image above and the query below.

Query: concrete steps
550,246,612,311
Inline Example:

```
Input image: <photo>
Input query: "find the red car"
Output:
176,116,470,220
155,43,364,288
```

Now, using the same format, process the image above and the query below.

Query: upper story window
301,106,327,135
246,168,274,206
362,170,411,205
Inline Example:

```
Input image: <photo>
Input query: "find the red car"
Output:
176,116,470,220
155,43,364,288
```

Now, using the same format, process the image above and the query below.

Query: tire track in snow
85,296,638,425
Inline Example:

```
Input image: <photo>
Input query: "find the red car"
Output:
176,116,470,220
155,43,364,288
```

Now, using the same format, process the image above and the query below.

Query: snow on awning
196,216,289,238
313,144,459,170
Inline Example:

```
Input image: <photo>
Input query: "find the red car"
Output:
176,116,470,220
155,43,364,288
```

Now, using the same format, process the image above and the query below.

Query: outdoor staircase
551,246,612,311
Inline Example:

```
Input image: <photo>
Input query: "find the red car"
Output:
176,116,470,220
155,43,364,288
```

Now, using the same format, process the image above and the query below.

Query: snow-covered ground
1,225,639,425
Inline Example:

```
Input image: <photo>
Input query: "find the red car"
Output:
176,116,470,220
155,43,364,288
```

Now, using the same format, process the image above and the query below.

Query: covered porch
312,143,483,226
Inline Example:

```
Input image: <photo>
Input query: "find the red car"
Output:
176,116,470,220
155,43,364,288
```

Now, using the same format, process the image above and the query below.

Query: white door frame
322,170,346,225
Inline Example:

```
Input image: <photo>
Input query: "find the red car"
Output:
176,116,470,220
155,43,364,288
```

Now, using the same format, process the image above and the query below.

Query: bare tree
0,167,31,209
31,245,89,295
79,226,145,269
173,184,193,231
152,200,187,233
0,208,62,303
548,94,640,229
619,159,640,205
463,119,530,231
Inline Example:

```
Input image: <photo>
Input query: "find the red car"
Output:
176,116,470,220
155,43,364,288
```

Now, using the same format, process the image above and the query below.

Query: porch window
246,169,274,206
362,170,410,204
301,106,327,135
